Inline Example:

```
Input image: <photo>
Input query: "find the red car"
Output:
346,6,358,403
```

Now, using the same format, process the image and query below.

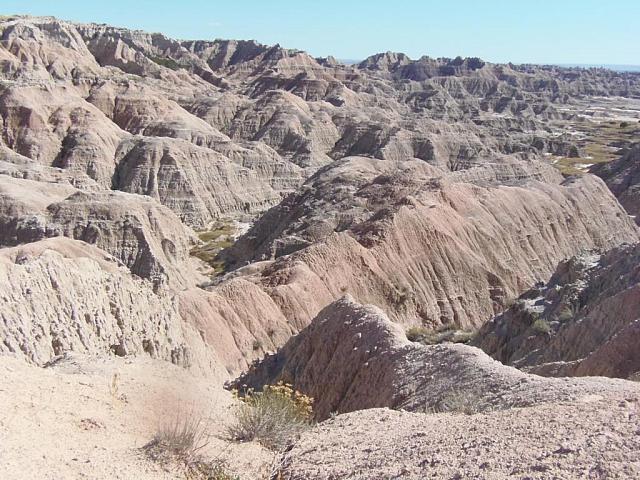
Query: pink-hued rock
231,296,639,420
475,243,640,379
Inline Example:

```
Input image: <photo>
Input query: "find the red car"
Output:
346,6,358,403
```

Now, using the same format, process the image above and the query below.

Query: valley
0,14,639,480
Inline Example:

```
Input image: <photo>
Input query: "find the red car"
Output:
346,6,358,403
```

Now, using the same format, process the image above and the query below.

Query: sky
3,0,639,65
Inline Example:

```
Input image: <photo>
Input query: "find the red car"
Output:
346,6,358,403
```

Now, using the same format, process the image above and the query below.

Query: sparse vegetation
184,460,239,480
406,325,475,345
551,119,639,176
190,222,236,278
392,285,414,305
406,326,427,342
531,318,551,335
143,412,238,479
556,306,574,323
555,299,581,324
227,382,314,450
149,55,181,70
503,296,522,309
145,412,210,462
432,390,486,415
108,372,124,401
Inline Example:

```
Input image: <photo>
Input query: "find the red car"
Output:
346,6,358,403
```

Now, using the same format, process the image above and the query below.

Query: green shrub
149,55,181,70
531,318,551,335
450,330,476,344
406,326,431,342
227,382,313,450
556,307,574,323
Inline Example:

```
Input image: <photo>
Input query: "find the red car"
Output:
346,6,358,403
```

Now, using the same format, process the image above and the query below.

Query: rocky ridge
231,296,640,479
592,142,640,225
276,399,640,479
1,13,640,480
223,158,638,329
474,242,640,379
1,15,639,372
231,296,638,419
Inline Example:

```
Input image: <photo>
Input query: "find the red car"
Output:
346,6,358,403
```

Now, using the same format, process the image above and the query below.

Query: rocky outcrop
0,84,126,186
0,174,202,288
0,16,102,81
227,156,564,264
238,296,640,478
591,143,640,224
0,17,300,225
0,238,190,365
231,297,638,420
0,234,303,376
0,147,102,190
224,159,638,329
276,397,640,479
474,243,640,379
46,190,202,288
113,136,281,227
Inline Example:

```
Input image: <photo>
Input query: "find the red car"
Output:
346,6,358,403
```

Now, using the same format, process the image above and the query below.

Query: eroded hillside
1,14,640,480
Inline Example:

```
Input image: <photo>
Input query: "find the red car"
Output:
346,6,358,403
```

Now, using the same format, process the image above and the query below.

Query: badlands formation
0,14,640,479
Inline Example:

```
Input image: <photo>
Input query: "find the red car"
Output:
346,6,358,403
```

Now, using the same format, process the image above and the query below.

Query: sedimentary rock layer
475,243,640,379
231,296,637,420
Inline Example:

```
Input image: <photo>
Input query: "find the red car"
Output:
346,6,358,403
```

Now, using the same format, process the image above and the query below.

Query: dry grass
227,382,313,450
144,412,210,463
432,390,486,415
108,372,120,398
184,460,238,480
144,412,239,479
406,325,475,345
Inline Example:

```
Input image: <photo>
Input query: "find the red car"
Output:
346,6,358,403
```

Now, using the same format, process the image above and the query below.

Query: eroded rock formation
1,14,639,380
2,13,640,480
474,243,640,379
0,238,189,365
592,142,640,225
223,160,638,329
231,296,638,420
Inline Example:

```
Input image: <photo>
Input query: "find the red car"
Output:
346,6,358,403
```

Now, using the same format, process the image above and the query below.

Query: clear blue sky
4,0,639,65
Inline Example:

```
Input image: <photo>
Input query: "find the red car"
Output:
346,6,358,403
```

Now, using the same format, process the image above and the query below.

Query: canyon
1,14,639,480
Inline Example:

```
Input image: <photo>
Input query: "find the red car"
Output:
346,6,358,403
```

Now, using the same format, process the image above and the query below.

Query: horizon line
4,13,640,71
